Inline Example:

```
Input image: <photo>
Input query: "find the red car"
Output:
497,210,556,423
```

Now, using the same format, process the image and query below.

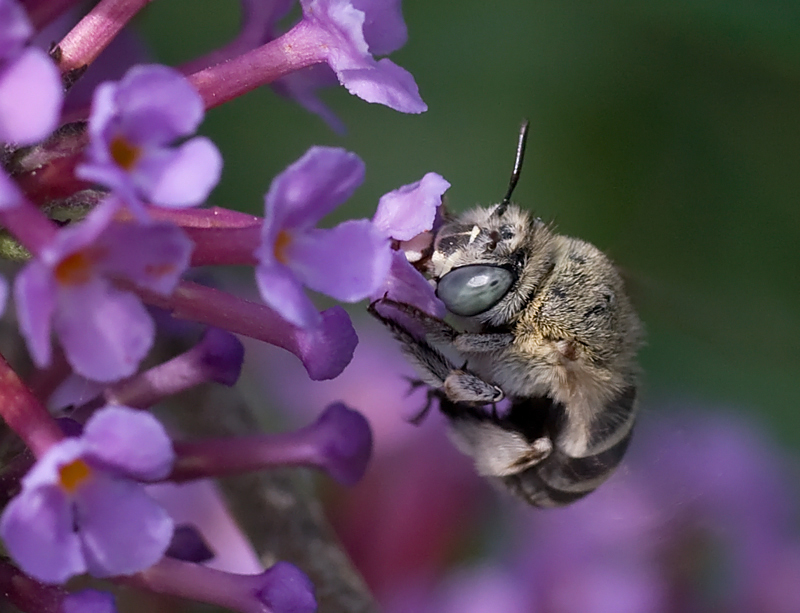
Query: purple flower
63,589,118,613
372,172,450,317
286,0,425,116
0,165,23,209
274,0,419,130
254,146,391,329
77,64,222,211
373,172,449,241
351,0,407,56
0,0,62,145
0,406,175,584
14,198,193,381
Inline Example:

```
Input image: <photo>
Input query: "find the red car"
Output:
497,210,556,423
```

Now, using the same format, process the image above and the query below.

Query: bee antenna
494,119,530,218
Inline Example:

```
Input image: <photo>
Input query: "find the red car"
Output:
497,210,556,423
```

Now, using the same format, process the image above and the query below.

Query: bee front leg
369,299,504,405
372,298,515,353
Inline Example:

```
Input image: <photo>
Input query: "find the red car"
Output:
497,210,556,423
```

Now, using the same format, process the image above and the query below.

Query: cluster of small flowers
0,0,447,611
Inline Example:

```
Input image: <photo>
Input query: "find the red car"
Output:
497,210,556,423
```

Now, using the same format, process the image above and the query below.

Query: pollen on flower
274,230,293,264
110,135,142,170
54,252,93,285
58,459,92,493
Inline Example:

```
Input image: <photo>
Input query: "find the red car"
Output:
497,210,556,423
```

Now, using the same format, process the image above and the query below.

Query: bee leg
403,377,443,425
370,297,459,344
369,299,503,406
372,298,515,352
443,370,504,404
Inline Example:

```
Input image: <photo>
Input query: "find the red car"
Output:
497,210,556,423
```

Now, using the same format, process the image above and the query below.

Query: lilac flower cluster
0,0,446,611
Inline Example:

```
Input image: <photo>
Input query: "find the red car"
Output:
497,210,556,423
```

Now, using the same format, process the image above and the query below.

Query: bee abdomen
502,385,637,507
504,426,633,507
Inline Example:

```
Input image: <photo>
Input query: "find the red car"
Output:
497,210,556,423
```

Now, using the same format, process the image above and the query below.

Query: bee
369,121,643,507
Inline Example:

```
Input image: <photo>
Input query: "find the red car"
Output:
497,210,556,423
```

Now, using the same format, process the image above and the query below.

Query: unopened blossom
78,64,222,211
0,406,175,584
0,0,62,145
255,146,391,329
257,562,317,613
14,198,193,381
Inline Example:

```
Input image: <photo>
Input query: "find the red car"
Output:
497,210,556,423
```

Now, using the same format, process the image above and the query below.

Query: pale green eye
437,265,515,316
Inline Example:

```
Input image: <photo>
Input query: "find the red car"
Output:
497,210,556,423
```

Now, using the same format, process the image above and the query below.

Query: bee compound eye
437,265,515,316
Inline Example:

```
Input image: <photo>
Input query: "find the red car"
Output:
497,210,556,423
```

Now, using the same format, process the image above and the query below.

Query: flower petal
373,172,450,240
351,0,407,56
15,259,57,368
77,474,173,577
140,137,223,207
0,485,86,583
375,250,445,318
54,279,154,382
96,220,193,295
0,47,62,145
255,260,321,329
112,64,205,143
337,58,426,113
0,170,24,209
265,147,365,229
83,406,175,481
272,65,346,134
289,219,391,302
0,1,32,58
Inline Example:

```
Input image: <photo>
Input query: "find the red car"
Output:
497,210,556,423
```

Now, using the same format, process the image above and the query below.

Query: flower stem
0,558,67,613
142,206,262,266
55,0,153,73
123,558,310,613
188,20,326,110
0,353,64,458
134,280,356,381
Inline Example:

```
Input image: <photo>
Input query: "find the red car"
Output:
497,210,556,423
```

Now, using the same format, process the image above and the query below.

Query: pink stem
0,354,64,458
171,432,322,482
188,20,328,110
123,558,279,613
0,558,67,613
143,206,262,266
55,0,153,73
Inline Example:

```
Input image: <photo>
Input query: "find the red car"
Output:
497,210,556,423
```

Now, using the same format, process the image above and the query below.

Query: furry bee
370,121,643,507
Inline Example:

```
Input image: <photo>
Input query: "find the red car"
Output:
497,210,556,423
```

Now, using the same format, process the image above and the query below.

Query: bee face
430,204,558,328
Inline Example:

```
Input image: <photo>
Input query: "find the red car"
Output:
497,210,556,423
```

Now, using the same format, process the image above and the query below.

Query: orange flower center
54,251,93,285
110,135,141,170
58,459,92,493
274,230,293,264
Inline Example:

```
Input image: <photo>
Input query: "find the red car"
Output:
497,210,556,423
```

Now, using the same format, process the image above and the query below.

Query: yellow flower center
110,135,142,170
58,459,92,493
274,230,293,264
54,251,93,285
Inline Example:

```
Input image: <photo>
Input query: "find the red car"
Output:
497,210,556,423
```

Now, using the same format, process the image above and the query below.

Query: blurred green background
137,0,800,445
